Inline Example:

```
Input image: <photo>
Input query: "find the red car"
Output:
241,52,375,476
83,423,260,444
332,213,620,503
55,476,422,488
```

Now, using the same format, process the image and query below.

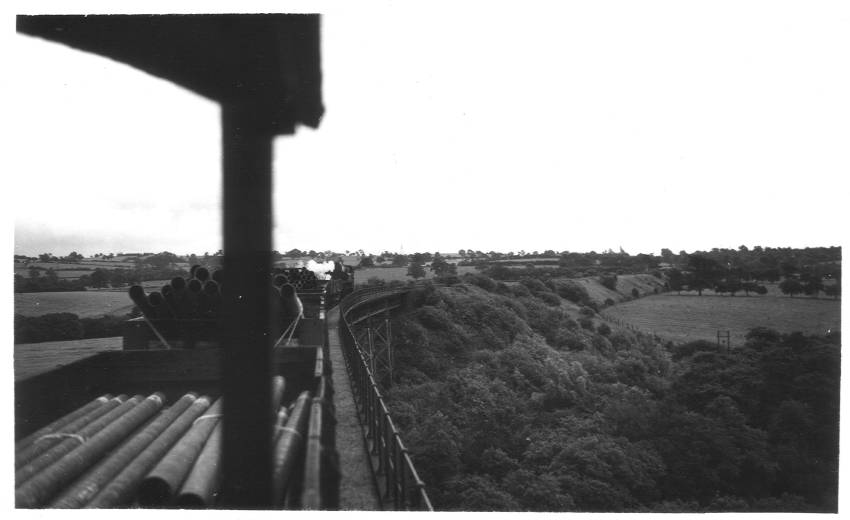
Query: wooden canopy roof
17,14,323,135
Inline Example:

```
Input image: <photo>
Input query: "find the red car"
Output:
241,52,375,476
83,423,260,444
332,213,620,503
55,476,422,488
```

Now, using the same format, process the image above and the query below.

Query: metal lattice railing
338,285,434,511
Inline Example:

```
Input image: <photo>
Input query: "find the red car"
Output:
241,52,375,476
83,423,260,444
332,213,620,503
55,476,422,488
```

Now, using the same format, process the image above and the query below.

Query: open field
354,265,480,284
15,266,92,278
15,260,137,270
14,260,190,280
602,293,841,346
14,337,123,381
137,280,174,291
488,258,559,264
14,291,136,318
13,269,96,280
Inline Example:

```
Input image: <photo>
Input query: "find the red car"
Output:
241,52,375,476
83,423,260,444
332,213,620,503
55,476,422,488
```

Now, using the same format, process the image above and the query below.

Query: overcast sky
8,1,850,258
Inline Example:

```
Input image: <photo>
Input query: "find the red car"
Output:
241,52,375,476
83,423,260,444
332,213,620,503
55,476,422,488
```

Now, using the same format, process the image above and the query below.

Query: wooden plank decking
325,307,381,510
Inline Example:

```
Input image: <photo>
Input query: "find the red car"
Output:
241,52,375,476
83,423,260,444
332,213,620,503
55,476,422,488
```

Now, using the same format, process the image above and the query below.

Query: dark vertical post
220,104,274,508
386,317,393,385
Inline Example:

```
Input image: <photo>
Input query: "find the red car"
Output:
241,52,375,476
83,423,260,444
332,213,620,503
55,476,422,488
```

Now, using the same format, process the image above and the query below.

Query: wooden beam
219,104,274,507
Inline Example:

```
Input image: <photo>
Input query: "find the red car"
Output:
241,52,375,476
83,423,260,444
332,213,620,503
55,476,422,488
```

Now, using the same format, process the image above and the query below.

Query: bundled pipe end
175,493,207,509
137,477,172,507
148,393,165,405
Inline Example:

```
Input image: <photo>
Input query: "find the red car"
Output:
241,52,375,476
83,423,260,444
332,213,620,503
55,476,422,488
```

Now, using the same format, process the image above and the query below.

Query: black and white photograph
6,0,847,514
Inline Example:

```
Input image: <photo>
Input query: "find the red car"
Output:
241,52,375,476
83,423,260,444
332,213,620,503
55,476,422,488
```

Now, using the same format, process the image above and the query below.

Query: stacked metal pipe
128,268,303,326
136,399,223,506
272,391,311,507
16,394,162,507
129,264,330,324
130,275,224,321
276,267,319,291
14,375,326,509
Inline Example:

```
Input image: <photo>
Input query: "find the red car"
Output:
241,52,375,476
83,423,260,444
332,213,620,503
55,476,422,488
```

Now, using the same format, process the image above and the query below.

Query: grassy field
13,259,188,280
14,337,124,381
31,270,96,279
354,265,480,284
603,293,841,346
14,291,136,318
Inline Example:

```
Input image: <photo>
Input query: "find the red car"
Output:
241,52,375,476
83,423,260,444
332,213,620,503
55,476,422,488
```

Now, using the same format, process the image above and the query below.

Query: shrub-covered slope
385,278,839,512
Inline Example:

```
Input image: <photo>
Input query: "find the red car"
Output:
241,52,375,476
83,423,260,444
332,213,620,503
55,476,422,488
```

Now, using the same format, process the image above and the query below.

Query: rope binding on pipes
34,433,86,445
192,414,223,426
275,426,303,440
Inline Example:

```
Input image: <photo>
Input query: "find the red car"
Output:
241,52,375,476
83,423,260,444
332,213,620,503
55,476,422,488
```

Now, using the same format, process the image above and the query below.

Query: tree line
14,312,133,344
668,252,840,298
16,245,839,296
353,245,839,284
15,262,189,293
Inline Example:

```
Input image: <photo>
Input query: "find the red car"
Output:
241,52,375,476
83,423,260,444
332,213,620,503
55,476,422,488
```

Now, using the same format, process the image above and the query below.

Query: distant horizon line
13,243,843,260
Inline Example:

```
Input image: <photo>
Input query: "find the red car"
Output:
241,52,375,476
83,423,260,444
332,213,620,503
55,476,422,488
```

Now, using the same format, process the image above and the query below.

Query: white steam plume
306,259,335,280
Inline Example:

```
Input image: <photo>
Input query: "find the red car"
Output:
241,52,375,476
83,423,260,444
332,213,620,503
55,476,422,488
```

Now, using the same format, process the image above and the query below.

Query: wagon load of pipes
124,267,305,349
127,267,224,322
14,377,327,509
276,267,319,291
274,266,336,320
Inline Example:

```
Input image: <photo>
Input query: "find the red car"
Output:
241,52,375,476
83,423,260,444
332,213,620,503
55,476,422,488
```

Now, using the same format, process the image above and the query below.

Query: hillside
384,279,839,512
564,274,665,306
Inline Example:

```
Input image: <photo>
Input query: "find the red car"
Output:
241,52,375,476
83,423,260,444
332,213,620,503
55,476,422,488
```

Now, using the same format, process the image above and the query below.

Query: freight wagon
15,272,351,508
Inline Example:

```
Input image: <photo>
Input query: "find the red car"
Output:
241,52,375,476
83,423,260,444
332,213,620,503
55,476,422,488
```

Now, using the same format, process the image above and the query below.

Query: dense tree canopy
407,260,426,279
385,278,839,512
143,251,180,269
430,253,458,277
